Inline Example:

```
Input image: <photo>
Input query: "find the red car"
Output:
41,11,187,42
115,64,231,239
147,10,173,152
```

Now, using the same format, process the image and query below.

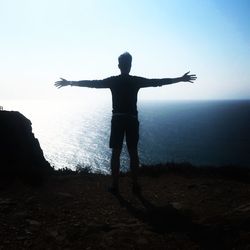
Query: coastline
2,99,250,170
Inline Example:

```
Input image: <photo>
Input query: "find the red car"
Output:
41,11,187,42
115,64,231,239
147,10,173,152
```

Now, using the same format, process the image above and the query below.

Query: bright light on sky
1,0,249,101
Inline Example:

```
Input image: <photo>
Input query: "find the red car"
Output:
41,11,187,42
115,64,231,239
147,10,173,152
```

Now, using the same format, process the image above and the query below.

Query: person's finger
55,83,63,88
185,71,190,75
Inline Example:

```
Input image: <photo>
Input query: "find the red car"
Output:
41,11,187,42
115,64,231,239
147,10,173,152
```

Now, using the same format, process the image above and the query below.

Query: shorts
109,115,139,149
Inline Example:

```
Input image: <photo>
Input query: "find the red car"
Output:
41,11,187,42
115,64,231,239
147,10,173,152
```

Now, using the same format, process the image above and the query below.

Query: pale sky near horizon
1,0,250,101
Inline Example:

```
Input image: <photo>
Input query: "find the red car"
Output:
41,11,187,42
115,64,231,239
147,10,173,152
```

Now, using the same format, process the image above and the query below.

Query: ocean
1,99,250,173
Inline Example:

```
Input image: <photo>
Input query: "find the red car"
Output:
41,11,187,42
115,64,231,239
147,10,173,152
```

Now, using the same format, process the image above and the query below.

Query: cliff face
0,111,53,184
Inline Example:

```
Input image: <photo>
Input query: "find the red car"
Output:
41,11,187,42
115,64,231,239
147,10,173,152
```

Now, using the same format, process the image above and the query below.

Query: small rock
0,198,15,205
187,184,197,189
47,229,59,238
25,229,33,235
26,219,41,226
137,237,148,245
234,203,250,213
57,192,73,198
13,211,28,219
56,235,65,242
170,202,183,210
25,196,36,204
16,236,27,241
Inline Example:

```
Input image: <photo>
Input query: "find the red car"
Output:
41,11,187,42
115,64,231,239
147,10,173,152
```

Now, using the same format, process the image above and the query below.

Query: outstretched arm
140,71,197,88
54,78,110,89
157,71,197,85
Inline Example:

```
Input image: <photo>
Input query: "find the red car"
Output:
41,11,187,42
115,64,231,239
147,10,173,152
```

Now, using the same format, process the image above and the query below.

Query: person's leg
127,147,139,188
126,117,140,193
111,148,122,191
109,116,124,193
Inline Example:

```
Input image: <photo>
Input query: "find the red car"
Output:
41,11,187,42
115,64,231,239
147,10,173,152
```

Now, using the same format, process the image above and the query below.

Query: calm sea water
2,99,250,172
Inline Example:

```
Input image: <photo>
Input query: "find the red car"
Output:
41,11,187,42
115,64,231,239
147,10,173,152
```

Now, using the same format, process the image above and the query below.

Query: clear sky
1,0,250,101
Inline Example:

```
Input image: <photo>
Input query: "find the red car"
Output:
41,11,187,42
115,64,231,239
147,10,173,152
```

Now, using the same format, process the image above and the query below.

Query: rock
47,229,59,238
234,203,250,213
57,192,74,198
187,184,197,189
13,211,29,219
25,196,36,205
0,199,16,213
170,202,183,210
137,237,148,245
0,111,54,185
0,198,16,206
26,219,41,226
16,236,27,241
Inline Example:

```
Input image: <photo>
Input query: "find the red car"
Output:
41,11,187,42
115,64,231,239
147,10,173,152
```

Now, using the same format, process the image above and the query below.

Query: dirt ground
1,167,250,250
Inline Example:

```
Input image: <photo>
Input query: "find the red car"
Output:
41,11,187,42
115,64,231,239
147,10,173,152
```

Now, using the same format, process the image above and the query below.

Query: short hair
118,52,132,65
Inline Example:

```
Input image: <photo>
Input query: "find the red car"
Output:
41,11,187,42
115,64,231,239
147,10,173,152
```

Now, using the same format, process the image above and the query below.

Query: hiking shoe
108,185,119,195
132,183,141,194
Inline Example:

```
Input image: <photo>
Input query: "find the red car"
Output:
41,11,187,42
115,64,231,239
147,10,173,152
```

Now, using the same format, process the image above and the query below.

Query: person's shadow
113,191,194,234
112,191,234,249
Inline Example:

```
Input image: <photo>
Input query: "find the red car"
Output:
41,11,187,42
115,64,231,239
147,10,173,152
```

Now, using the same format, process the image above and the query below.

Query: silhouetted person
55,52,197,193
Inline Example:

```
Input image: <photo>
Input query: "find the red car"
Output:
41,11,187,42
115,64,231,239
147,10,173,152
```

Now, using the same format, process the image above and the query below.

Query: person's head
118,52,132,75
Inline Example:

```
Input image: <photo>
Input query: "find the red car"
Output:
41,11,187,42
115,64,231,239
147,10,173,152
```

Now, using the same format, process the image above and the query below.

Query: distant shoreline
1,100,250,170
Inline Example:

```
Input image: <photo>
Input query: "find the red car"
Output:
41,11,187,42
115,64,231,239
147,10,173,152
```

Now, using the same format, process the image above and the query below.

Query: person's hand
54,78,71,88
181,71,197,83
